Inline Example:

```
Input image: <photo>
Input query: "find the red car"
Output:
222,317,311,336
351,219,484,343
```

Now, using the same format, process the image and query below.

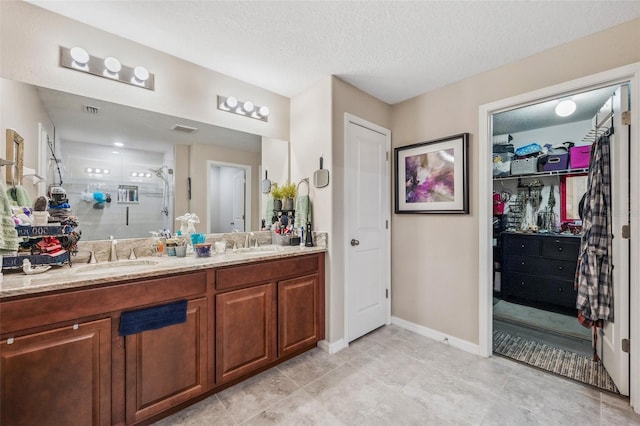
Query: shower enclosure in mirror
1,78,289,240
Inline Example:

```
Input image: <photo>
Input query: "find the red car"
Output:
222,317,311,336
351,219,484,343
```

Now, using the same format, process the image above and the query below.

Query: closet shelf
494,168,588,181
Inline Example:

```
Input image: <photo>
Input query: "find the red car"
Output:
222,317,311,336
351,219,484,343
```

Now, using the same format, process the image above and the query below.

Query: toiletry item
195,243,212,257
175,245,187,257
305,222,314,247
214,241,227,254
190,233,205,246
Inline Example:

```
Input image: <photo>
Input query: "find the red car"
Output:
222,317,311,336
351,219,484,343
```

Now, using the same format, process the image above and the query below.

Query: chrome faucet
109,237,118,262
88,251,98,264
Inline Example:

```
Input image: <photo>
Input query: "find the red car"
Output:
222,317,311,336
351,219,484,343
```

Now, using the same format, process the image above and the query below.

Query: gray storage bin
511,157,538,175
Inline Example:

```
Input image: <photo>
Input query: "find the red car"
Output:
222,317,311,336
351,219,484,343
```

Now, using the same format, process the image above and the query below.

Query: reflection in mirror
1,79,288,240
5,129,24,185
561,174,588,221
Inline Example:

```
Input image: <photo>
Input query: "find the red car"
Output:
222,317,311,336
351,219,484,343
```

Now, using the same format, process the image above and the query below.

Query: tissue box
570,145,591,169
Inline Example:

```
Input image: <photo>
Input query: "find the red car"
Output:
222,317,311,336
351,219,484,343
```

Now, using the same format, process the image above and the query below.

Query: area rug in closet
493,330,618,394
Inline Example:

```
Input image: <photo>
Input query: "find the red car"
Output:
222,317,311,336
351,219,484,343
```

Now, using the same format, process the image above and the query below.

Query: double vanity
0,232,326,425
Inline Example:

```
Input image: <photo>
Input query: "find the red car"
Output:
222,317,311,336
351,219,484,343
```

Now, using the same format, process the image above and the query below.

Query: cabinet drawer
504,272,577,309
216,255,319,291
505,256,576,280
503,236,541,256
542,238,580,260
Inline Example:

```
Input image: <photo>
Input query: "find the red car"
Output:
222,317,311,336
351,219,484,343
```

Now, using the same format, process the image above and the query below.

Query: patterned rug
493,330,619,393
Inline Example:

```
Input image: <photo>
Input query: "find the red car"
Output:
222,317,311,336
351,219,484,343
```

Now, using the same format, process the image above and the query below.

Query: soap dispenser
304,222,314,247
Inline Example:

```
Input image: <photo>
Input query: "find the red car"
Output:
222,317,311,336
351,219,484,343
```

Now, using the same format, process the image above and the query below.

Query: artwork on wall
395,133,469,214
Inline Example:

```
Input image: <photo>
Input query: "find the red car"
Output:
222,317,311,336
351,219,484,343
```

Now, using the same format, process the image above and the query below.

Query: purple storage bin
543,153,569,171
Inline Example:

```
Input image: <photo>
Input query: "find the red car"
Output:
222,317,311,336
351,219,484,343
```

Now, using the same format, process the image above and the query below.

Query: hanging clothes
575,133,614,360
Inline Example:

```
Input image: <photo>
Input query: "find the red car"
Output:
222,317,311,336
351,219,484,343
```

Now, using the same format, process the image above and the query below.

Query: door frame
343,113,392,344
206,160,252,233
478,63,640,411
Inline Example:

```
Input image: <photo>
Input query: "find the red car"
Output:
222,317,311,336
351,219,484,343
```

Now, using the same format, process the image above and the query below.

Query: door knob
350,239,360,246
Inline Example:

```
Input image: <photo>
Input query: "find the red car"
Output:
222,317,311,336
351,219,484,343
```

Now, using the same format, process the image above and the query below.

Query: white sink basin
71,259,160,276
232,245,283,255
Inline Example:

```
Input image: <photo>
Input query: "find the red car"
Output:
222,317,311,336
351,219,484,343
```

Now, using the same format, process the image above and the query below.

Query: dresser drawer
503,236,541,256
504,273,577,309
505,255,576,280
541,238,580,261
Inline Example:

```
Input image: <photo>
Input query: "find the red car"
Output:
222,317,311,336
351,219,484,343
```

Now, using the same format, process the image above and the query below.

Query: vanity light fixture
217,95,269,122
130,171,153,178
113,142,124,147
60,46,155,90
86,167,109,174
555,99,577,117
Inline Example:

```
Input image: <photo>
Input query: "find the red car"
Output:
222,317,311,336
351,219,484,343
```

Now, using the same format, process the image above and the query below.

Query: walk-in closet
491,83,629,393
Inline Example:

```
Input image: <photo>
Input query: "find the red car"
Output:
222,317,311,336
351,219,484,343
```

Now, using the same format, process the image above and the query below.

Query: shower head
148,166,169,184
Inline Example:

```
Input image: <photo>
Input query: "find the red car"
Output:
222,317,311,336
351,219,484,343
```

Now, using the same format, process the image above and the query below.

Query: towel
0,184,19,253
6,185,32,207
266,195,274,221
294,195,312,229
119,299,188,336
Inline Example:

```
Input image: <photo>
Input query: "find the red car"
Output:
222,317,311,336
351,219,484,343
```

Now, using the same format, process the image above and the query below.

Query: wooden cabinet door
125,297,208,424
1,318,111,426
216,283,275,384
278,274,320,358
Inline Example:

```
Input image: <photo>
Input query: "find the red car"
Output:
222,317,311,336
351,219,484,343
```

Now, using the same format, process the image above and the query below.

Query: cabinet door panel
125,297,208,424
1,318,111,426
541,238,580,260
216,284,275,384
278,274,319,357
503,236,541,256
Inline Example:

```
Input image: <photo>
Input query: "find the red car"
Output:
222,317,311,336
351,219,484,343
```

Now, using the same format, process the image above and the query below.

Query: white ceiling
27,1,640,105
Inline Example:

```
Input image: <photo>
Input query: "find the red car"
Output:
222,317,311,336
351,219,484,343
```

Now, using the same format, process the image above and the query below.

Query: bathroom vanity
0,247,325,425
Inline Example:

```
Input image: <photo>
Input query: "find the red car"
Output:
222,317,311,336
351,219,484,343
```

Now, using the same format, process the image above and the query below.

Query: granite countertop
0,245,326,299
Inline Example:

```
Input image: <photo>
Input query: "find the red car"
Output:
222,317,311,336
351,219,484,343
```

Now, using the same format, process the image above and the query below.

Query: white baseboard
391,316,482,356
317,338,346,354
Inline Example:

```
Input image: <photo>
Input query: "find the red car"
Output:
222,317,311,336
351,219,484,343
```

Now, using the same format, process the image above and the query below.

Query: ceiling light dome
555,99,576,117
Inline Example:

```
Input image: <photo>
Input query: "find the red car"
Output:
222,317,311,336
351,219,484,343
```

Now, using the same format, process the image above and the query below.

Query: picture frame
395,133,469,214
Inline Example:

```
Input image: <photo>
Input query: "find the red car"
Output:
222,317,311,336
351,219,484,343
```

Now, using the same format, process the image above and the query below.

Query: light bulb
145,173,152,178
258,105,270,117
131,172,138,177
102,169,110,174
95,168,102,174
85,167,93,173
113,142,124,147
555,99,576,117
104,56,121,77
243,101,254,113
133,66,149,82
225,96,238,109
70,47,90,65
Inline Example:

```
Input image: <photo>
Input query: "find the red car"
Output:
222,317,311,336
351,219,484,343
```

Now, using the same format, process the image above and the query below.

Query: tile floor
154,325,640,425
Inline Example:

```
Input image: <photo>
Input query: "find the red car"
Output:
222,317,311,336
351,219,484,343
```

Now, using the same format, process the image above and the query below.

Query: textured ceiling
27,1,640,105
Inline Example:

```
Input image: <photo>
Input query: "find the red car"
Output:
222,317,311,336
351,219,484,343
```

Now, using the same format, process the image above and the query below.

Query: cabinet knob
521,244,525,248
521,261,526,265
558,288,563,292
520,281,525,287
558,247,563,252
558,266,563,270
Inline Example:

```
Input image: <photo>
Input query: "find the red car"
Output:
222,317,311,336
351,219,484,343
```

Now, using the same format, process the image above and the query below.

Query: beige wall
0,79,54,201
1,2,290,141
390,19,640,344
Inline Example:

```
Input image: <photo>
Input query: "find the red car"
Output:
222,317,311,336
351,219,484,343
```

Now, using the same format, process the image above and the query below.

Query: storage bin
492,144,514,154
492,153,513,177
542,152,569,171
511,157,538,175
570,145,591,169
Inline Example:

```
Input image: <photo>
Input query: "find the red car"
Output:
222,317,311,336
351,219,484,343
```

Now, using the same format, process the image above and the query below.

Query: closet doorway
207,161,251,233
478,64,639,406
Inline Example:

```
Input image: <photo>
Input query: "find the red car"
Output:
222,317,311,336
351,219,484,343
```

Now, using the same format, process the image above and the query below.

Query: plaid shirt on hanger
575,133,614,323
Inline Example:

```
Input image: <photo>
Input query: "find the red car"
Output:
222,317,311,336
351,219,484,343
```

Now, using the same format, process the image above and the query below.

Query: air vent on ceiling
83,104,100,114
170,124,198,133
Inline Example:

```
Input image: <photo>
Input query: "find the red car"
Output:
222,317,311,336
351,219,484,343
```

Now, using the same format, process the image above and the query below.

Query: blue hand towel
119,299,188,336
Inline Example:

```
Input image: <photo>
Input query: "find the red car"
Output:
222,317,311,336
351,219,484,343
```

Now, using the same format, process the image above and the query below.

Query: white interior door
600,84,630,395
345,115,391,342
231,168,246,232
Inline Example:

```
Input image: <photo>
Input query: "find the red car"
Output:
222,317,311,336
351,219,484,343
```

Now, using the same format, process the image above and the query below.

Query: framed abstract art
395,133,469,214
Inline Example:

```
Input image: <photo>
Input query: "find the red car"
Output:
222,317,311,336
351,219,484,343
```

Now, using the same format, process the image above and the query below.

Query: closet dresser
501,232,581,311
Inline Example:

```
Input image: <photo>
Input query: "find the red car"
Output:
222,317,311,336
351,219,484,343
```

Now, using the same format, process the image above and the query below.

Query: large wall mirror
561,174,588,221
1,79,289,241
